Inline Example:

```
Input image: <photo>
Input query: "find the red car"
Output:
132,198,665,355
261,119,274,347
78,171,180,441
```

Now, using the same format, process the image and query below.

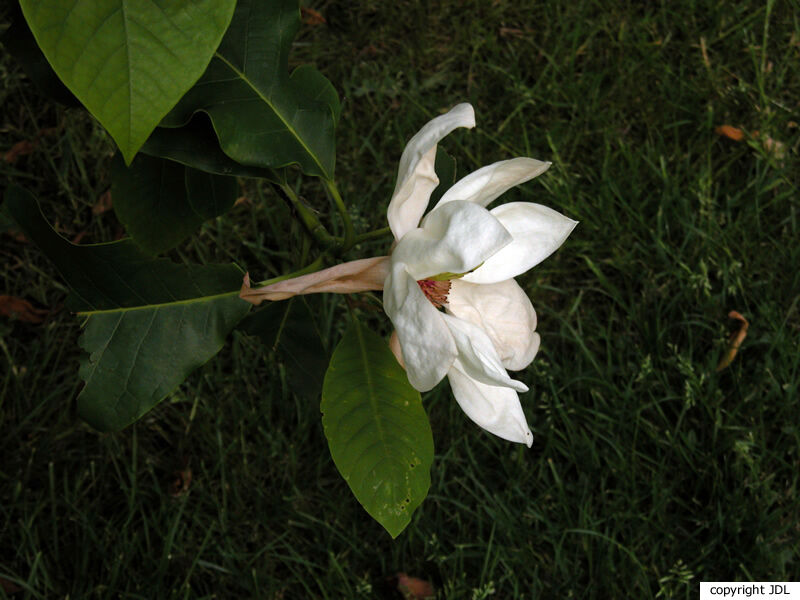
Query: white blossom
384,103,577,446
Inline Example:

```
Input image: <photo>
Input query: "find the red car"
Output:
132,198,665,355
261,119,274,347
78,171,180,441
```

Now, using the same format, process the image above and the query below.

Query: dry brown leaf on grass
301,7,325,25
4,229,28,243
715,125,744,141
397,572,435,599
92,189,113,215
716,310,749,372
71,230,89,244
714,125,786,159
760,135,786,159
0,295,49,323
3,127,62,163
3,140,37,163
0,576,22,594
169,466,193,497
499,27,528,38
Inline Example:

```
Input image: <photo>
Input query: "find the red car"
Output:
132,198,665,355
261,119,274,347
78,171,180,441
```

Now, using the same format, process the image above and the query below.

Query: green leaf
239,297,328,401
1,6,79,107
19,0,237,163
162,0,340,179
429,147,457,208
141,116,283,181
3,185,250,431
111,153,238,254
321,321,434,538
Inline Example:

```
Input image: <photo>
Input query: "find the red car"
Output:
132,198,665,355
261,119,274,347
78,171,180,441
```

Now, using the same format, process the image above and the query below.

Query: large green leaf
19,0,237,163
321,322,434,538
3,185,250,431
162,0,340,179
141,117,283,181
239,297,328,401
111,153,238,255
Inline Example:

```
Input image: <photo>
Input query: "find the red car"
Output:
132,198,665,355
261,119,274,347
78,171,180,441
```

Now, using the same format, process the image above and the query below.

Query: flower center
417,279,451,309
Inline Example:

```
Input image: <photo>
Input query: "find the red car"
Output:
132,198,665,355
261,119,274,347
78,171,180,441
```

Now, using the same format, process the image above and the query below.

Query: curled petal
463,202,577,284
392,201,512,280
240,257,390,305
387,104,476,240
447,278,540,371
440,313,528,392
447,360,533,447
384,263,456,391
431,157,550,211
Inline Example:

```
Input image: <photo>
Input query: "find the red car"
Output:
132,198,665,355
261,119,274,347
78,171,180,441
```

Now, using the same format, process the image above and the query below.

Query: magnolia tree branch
325,180,355,252
353,226,392,244
270,182,338,248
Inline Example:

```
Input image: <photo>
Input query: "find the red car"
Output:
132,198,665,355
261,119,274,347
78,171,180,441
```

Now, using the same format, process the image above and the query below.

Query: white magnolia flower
384,103,577,446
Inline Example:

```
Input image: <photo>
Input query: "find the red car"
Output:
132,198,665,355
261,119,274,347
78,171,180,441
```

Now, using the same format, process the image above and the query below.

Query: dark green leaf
20,0,237,162
429,147,457,208
4,185,250,431
141,116,283,180
1,7,79,106
321,321,434,538
111,153,239,254
239,297,328,401
162,0,340,179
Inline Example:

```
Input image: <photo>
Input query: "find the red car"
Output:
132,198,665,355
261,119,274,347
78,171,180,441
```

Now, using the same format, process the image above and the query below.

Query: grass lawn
1,1,799,598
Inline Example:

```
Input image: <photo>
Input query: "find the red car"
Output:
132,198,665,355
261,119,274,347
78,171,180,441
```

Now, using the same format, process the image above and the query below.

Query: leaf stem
325,180,355,252
353,226,392,244
271,182,338,248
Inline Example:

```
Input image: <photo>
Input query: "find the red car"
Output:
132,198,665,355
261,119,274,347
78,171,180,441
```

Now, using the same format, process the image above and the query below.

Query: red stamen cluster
417,279,451,309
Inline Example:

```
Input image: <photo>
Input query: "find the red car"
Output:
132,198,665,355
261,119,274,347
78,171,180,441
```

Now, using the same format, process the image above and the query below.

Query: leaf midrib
213,52,329,179
77,289,241,316
353,322,390,470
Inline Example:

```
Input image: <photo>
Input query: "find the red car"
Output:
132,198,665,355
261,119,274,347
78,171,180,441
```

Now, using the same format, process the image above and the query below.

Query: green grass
2,0,799,598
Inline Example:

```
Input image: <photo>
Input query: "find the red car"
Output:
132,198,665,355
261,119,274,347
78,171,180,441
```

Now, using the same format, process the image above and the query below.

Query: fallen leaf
0,295,49,323
0,576,22,594
301,7,326,25
169,465,193,497
397,572,435,599
715,125,744,142
92,189,113,215
3,140,36,163
499,27,526,38
71,230,88,244
37,126,60,137
716,310,749,372
357,44,382,58
4,229,28,243
761,135,786,159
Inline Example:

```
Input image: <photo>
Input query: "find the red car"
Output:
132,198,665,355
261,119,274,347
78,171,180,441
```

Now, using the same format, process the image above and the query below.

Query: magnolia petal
447,278,540,371
387,103,476,240
431,157,551,212
463,202,577,284
240,257,390,305
391,201,512,281
383,263,456,391
447,360,533,447
389,330,405,368
440,312,528,392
